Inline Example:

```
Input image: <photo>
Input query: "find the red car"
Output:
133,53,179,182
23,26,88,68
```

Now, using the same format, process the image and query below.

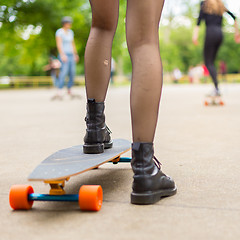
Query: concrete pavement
1,84,240,240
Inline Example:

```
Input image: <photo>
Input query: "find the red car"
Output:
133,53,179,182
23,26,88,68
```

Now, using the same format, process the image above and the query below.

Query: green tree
0,0,91,75
1,0,240,76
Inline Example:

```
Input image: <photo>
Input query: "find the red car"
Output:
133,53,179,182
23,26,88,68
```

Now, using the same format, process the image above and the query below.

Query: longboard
9,139,131,211
204,95,224,106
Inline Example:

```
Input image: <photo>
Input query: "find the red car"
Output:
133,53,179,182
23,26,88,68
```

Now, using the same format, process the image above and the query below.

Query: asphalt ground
1,84,240,240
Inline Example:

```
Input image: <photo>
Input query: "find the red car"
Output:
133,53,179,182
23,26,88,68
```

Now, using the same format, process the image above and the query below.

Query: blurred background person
110,58,115,84
192,0,239,96
56,16,79,98
43,55,62,100
202,64,209,83
172,68,182,84
188,66,194,83
188,65,205,84
219,60,227,82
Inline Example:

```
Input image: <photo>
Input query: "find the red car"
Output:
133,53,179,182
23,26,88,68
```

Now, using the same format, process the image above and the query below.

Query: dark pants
204,26,223,90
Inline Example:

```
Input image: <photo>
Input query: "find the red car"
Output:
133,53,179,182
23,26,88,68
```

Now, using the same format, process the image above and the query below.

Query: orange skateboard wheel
79,185,103,211
220,101,224,106
204,101,209,106
9,185,34,210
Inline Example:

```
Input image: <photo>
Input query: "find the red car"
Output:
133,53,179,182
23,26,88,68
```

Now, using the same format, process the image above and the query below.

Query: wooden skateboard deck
28,138,131,181
10,139,131,211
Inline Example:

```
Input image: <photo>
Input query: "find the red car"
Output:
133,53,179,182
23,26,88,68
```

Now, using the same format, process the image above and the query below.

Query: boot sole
83,141,113,154
104,140,113,149
131,187,177,205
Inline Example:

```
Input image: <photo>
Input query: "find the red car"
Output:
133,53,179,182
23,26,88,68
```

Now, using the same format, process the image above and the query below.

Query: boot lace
106,125,112,134
153,156,162,169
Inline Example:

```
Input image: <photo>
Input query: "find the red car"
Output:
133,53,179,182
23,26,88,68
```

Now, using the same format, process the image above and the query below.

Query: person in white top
55,16,79,97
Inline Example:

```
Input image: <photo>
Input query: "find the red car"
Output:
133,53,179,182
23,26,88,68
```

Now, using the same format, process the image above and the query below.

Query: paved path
1,84,240,240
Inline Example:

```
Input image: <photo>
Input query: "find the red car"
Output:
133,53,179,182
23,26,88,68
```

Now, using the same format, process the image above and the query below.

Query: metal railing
1,74,240,89
0,76,85,88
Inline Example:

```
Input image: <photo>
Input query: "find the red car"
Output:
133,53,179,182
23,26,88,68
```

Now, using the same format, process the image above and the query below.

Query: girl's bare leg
126,0,164,142
126,0,176,205
84,0,119,102
83,0,119,153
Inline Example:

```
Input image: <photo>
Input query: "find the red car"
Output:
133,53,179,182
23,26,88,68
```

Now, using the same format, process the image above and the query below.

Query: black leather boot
131,142,177,204
83,99,113,154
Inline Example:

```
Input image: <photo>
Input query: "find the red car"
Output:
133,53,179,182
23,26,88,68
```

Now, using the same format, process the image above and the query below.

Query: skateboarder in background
43,55,62,100
192,0,239,96
83,0,176,205
219,60,227,82
56,17,79,98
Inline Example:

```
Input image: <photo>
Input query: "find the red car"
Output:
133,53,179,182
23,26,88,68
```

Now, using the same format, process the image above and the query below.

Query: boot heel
131,188,177,205
83,143,104,154
104,140,113,149
131,192,160,205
